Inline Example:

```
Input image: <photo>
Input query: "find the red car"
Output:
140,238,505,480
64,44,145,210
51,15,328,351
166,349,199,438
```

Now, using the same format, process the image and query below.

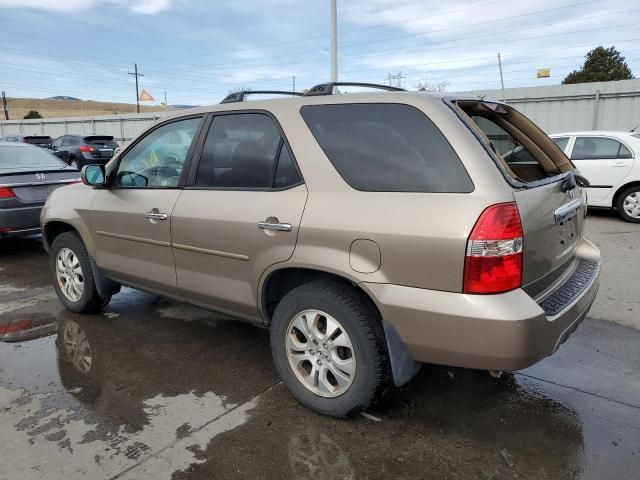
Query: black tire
50,232,111,313
270,280,389,418
616,185,640,223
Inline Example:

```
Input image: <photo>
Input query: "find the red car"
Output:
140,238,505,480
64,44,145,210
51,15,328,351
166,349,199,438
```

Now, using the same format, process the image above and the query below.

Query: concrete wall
2,79,639,140
461,78,640,134
0,111,172,143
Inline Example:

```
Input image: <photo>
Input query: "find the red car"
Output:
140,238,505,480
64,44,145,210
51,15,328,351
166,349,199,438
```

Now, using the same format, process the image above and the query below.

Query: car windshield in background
0,145,67,173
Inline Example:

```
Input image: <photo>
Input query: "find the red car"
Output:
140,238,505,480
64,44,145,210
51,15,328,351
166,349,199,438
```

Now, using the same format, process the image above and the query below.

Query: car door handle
145,212,168,220
612,162,628,167
257,221,292,232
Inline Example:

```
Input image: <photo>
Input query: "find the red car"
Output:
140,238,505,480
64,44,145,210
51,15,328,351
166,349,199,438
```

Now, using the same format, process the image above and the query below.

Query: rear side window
196,113,301,189
571,137,633,160
551,137,569,151
300,104,473,192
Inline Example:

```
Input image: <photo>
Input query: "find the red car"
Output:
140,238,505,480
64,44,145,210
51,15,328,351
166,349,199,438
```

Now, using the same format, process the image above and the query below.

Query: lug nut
317,359,322,366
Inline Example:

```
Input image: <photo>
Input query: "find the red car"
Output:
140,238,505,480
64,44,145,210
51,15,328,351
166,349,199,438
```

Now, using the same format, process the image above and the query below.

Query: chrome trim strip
554,197,584,224
95,230,171,247
0,179,78,188
172,243,250,261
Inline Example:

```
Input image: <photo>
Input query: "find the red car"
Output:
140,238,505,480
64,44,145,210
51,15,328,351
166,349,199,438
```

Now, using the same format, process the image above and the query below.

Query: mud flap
383,321,422,386
89,257,121,298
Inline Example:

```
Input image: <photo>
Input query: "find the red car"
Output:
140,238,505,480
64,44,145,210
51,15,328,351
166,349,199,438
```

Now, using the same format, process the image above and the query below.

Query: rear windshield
454,101,573,184
84,136,118,147
24,136,53,145
300,103,473,193
0,145,67,173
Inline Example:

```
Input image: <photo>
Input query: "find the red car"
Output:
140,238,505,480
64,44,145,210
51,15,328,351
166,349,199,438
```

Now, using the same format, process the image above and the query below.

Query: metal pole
592,90,601,129
128,64,143,113
498,53,506,102
164,90,168,109
292,76,296,93
330,0,338,82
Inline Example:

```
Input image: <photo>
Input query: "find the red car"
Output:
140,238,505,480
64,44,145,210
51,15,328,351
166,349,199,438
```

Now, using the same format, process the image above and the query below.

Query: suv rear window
300,104,473,193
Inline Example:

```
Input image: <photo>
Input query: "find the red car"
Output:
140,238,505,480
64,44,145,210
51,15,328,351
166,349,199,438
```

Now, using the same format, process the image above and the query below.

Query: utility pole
128,63,144,113
164,90,168,109
292,76,296,93
330,0,338,82
1,91,8,120
497,53,506,102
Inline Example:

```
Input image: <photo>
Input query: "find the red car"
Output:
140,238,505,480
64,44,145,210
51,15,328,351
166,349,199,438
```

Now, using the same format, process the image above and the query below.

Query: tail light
0,186,16,198
79,145,95,153
463,202,523,294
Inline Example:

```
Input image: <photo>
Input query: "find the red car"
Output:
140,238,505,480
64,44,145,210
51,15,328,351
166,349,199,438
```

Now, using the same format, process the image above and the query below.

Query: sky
0,0,639,106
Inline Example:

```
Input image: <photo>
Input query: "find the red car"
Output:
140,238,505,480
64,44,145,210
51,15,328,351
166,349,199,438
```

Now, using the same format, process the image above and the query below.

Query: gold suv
42,83,601,417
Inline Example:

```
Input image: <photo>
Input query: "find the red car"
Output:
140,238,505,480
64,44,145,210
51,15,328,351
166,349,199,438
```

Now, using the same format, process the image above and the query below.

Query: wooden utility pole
1,91,8,120
128,64,144,113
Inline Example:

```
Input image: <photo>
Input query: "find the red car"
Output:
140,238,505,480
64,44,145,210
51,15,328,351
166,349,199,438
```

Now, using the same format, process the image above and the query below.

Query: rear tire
616,186,640,223
270,280,388,418
50,232,111,313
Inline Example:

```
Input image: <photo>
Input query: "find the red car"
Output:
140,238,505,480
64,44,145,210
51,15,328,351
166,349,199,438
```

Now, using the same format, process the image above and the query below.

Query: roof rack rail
220,90,303,104
304,82,406,96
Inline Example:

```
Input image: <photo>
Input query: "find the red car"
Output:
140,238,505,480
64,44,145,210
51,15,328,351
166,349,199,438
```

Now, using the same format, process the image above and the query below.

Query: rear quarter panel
265,95,515,292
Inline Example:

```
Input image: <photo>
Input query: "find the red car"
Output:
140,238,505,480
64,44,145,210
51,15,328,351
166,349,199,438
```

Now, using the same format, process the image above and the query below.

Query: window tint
115,117,201,188
300,104,473,192
551,137,569,151
273,143,301,188
196,113,287,189
62,136,77,147
571,137,633,160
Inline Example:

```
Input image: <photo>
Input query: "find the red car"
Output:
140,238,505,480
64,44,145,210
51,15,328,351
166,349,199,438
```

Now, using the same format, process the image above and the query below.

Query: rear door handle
145,212,168,220
612,162,629,167
257,221,292,232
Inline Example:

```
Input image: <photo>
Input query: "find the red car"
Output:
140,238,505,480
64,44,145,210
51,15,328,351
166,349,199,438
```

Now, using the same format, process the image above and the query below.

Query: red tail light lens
79,145,95,153
464,202,523,294
0,186,16,198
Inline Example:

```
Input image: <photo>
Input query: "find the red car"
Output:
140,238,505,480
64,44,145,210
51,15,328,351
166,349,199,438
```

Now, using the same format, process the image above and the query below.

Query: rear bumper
362,238,601,371
0,205,42,237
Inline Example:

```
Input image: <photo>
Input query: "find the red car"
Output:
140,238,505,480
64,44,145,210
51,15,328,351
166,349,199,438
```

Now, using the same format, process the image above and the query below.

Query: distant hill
3,97,173,120
170,104,199,109
48,96,81,101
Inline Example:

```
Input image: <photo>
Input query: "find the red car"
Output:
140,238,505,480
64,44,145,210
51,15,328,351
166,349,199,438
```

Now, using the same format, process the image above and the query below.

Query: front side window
114,117,201,188
551,137,569,151
300,104,473,192
196,113,299,189
571,137,633,160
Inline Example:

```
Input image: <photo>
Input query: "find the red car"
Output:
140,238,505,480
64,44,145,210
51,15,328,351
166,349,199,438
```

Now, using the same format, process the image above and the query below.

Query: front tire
616,186,640,223
50,232,111,313
270,280,388,418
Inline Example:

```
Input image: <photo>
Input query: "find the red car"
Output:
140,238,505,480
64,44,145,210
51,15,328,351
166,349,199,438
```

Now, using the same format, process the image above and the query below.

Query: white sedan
550,131,640,223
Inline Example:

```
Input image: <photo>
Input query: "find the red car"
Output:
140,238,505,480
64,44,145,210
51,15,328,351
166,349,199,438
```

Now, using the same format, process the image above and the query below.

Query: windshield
0,145,67,173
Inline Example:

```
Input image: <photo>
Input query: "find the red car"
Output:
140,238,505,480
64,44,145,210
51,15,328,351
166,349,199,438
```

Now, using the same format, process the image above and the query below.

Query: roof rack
304,82,406,96
220,90,303,104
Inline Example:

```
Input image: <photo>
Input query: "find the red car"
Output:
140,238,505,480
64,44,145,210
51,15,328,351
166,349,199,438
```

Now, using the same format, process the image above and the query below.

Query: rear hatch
84,136,118,159
452,99,587,296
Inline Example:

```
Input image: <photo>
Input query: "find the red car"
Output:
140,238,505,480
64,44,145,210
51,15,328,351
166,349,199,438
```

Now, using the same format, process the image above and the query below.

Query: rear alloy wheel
616,186,640,223
286,309,356,398
270,280,388,418
50,232,111,313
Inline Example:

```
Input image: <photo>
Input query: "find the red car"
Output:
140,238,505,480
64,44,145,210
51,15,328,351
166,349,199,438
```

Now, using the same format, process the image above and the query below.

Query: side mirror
116,171,148,187
81,164,106,187
52,150,69,162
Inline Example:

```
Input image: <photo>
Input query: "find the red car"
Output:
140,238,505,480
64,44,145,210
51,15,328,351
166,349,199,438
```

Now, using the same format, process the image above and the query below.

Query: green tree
562,46,634,84
23,110,43,119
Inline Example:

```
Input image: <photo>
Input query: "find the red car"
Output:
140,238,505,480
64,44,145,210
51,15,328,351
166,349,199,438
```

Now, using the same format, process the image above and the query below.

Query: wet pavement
1,213,640,480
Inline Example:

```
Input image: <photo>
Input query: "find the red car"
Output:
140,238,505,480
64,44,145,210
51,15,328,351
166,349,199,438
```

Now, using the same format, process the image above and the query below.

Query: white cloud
0,0,173,15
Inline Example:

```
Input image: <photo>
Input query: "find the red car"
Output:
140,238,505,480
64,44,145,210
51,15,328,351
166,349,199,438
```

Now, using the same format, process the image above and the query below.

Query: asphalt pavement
1,211,639,480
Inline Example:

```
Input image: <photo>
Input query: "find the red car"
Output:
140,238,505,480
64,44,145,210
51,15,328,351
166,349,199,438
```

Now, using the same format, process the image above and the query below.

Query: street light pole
330,0,338,82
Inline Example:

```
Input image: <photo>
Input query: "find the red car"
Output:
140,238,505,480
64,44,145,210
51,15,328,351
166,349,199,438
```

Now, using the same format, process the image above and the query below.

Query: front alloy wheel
286,309,356,398
55,247,84,302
